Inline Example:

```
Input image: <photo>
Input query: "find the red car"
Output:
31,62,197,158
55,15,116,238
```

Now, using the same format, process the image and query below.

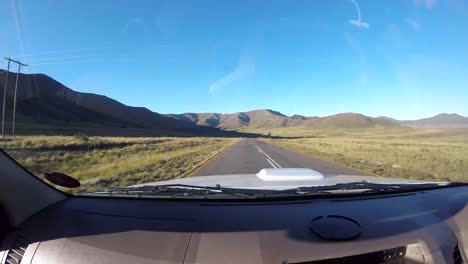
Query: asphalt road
193,138,368,176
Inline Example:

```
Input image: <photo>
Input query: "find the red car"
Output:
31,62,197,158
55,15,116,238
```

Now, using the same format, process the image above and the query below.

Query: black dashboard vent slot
454,243,465,264
4,237,29,264
291,246,407,264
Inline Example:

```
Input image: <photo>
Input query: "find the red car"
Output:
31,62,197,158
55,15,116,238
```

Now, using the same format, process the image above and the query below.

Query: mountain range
167,111,400,130
378,114,468,129
0,70,217,135
0,70,467,135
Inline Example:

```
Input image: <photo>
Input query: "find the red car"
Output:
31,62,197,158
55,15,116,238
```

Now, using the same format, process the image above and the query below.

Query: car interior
1,1,468,263
1,150,467,264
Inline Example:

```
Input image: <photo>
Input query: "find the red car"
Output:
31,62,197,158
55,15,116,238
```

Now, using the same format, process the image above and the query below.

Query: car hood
136,168,431,190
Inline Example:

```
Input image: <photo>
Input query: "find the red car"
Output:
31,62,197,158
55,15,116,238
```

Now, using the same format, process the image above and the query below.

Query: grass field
259,128,468,182
0,135,239,193
1,126,467,194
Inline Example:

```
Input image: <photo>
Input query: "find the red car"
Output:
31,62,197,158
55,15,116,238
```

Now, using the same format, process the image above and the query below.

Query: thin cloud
344,33,366,64
209,52,255,93
385,24,408,49
11,44,172,60
349,0,369,29
359,72,368,87
11,0,26,57
122,18,146,33
405,18,420,30
12,45,128,59
345,33,368,87
415,0,437,9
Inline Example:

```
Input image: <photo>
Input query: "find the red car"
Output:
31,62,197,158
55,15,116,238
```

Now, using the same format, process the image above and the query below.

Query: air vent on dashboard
4,237,29,264
291,246,407,264
454,243,465,264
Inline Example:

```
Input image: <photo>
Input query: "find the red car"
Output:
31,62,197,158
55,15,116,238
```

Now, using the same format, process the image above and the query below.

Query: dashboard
1,186,468,264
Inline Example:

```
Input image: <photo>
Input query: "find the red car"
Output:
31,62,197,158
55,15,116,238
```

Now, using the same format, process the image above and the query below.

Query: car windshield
0,0,467,197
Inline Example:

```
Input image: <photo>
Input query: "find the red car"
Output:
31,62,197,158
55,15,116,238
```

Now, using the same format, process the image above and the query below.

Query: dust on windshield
0,0,467,194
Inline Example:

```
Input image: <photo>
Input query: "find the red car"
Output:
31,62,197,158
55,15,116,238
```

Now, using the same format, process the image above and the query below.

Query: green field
0,135,239,193
257,128,468,182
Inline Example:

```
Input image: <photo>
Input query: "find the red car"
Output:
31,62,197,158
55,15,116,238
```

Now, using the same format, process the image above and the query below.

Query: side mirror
43,171,80,188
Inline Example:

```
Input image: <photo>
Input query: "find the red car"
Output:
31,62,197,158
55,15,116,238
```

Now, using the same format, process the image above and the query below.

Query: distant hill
170,111,400,130
311,113,399,128
379,114,468,128
377,116,399,123
290,114,317,120
169,109,291,130
172,111,468,131
0,70,212,135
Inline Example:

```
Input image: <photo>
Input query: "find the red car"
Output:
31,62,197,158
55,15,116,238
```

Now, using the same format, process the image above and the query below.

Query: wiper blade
284,181,453,195
80,181,467,199
80,184,267,199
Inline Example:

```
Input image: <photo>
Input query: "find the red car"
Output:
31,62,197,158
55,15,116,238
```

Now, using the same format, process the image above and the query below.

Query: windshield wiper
80,184,269,199
80,181,466,199
281,181,463,196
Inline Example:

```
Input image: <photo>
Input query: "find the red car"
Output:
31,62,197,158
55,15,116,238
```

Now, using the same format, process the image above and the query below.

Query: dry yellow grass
1,135,239,193
265,131,468,182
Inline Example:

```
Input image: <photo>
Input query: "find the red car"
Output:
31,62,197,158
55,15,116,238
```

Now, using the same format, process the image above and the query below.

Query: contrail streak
349,0,369,29
12,44,173,60
11,45,129,59
11,0,26,55
27,51,169,66
351,0,362,22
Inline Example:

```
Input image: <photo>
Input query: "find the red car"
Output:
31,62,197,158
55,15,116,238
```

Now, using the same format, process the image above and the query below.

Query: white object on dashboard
256,168,324,181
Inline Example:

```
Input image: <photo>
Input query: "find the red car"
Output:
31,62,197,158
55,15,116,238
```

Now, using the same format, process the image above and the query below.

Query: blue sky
1,0,467,119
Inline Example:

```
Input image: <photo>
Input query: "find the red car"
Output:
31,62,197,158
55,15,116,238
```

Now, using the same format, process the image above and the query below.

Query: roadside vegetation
261,128,468,182
0,135,239,193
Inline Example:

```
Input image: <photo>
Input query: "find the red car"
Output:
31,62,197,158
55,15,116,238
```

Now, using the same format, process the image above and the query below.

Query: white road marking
255,144,282,168
268,156,281,168
266,158,278,168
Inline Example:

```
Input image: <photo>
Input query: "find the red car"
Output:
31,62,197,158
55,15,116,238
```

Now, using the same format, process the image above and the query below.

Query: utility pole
1,59,11,138
12,61,27,139
2,57,27,139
